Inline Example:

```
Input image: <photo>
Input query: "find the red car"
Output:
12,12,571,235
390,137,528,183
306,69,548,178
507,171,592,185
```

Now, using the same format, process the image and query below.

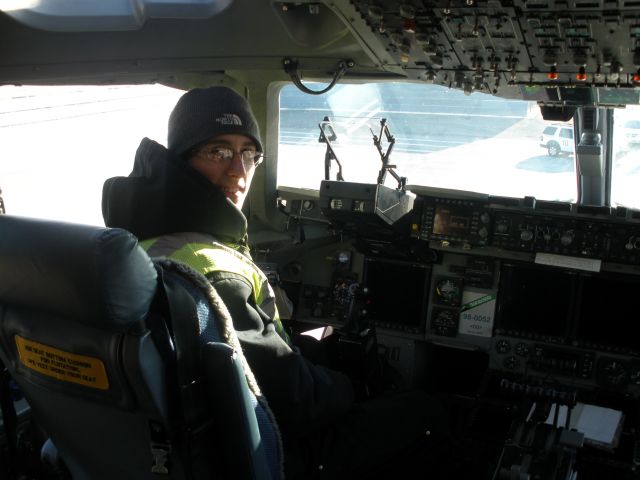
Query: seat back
0,215,282,479
158,261,283,480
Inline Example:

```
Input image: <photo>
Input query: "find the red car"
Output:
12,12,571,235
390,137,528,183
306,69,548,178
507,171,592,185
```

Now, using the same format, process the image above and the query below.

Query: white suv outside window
540,124,575,156
620,119,640,146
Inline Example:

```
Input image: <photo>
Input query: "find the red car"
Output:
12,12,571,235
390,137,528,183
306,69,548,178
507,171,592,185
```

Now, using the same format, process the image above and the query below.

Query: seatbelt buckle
150,442,172,474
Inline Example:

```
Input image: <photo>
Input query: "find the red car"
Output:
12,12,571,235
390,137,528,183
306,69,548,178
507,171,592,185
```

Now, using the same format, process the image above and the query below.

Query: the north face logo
216,113,243,126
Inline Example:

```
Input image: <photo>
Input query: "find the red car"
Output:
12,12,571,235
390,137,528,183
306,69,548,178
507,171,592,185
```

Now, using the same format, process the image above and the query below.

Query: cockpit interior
2,0,640,478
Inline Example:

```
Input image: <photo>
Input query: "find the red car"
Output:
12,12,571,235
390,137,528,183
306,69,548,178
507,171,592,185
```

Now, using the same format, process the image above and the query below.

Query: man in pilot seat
102,86,452,479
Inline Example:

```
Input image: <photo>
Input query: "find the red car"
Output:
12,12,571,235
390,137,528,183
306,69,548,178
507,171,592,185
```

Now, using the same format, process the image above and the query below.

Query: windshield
14,82,640,226
278,82,577,202
612,105,640,209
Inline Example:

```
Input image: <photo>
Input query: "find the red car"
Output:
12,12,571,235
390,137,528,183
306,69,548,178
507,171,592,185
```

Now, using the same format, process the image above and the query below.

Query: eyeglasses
193,145,264,169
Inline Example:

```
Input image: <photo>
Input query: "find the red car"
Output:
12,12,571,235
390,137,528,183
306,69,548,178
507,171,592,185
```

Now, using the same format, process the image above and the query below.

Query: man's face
187,133,260,207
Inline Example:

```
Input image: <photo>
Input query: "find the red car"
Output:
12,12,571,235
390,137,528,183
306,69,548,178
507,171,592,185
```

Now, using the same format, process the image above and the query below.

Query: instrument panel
414,191,640,395
416,192,640,265
282,182,640,396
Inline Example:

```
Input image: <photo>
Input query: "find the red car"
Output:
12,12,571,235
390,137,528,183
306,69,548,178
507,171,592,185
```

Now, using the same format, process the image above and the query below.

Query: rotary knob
503,356,519,370
560,231,574,246
496,222,509,234
520,229,534,242
625,236,634,250
495,339,511,354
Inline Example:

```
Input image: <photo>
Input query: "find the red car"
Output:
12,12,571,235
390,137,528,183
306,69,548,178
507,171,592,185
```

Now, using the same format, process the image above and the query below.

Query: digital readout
433,205,471,237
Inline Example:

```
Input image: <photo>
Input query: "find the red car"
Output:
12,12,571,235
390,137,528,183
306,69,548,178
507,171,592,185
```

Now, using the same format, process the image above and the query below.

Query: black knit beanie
167,86,263,156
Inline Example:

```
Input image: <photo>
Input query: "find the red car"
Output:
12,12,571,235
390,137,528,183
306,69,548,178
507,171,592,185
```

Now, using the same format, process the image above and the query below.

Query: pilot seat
0,215,282,480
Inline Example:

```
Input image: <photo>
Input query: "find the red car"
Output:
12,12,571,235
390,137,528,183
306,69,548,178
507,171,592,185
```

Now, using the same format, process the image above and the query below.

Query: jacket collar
102,138,248,244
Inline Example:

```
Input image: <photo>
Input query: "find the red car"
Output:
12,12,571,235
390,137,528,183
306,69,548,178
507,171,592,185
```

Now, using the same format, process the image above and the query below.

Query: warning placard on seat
15,335,109,390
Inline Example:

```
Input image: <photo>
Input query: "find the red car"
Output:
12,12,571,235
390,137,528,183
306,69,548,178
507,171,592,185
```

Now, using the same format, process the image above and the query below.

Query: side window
560,129,573,139
612,106,640,209
0,84,184,225
543,126,557,135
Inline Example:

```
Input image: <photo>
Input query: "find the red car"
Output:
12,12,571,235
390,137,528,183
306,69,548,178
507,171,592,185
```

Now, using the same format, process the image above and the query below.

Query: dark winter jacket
102,138,355,438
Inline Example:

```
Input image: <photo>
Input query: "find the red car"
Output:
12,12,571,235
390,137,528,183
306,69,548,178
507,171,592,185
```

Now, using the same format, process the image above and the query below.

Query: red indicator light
403,18,417,34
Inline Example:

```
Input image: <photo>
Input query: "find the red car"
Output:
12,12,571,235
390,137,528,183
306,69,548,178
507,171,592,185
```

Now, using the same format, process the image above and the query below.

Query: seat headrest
0,216,157,330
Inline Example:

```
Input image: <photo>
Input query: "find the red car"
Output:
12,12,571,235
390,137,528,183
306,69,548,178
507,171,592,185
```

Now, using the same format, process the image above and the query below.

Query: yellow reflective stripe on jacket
141,235,289,343
169,242,267,304
141,236,263,299
139,238,156,251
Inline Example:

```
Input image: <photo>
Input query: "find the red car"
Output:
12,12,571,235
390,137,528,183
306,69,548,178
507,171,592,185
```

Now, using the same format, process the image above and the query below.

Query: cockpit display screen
496,263,574,339
432,205,471,238
363,258,430,333
576,273,640,352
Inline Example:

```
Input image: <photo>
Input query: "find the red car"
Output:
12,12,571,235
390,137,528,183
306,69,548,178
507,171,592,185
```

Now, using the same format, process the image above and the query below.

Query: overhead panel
344,0,640,98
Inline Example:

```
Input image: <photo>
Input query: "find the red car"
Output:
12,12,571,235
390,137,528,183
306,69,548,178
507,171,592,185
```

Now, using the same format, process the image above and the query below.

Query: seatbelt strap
143,265,206,476
155,266,206,428
156,265,215,478
0,359,18,477
148,420,172,475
